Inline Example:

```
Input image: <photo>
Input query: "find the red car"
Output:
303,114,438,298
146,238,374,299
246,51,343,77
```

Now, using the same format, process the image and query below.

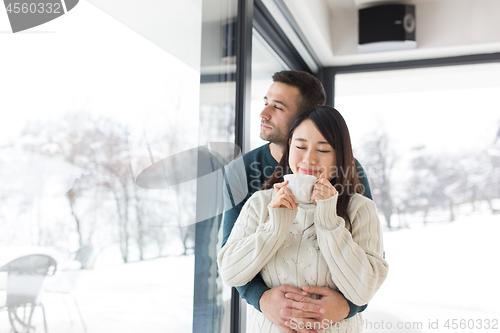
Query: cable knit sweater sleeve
315,193,389,306
218,190,297,287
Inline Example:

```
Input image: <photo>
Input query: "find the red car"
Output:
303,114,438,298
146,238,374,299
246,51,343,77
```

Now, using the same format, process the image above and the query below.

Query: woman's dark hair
262,105,362,232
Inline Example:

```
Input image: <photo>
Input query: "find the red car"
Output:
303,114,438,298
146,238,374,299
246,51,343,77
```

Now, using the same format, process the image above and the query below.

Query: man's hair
272,70,326,111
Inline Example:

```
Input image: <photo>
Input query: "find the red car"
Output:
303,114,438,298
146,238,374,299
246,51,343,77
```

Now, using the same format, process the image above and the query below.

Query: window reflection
195,0,238,332
0,0,225,331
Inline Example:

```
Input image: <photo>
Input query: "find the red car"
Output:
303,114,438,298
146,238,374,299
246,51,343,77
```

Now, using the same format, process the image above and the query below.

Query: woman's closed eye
295,146,331,153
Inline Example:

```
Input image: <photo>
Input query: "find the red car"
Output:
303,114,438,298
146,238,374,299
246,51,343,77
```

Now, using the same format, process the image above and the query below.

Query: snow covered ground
1,212,498,333
365,212,500,333
0,256,195,333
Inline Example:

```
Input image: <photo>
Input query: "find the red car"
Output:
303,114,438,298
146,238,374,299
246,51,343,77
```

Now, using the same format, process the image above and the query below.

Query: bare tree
360,130,397,228
405,148,470,224
21,112,99,246
95,119,135,263
19,111,198,262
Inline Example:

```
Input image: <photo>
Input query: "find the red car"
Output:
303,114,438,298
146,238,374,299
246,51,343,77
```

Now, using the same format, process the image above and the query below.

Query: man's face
260,82,301,146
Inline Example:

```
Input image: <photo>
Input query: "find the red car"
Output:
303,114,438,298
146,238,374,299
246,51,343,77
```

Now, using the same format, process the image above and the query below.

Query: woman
218,105,388,333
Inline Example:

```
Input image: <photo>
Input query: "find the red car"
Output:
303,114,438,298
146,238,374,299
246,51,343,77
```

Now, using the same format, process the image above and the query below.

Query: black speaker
358,4,416,52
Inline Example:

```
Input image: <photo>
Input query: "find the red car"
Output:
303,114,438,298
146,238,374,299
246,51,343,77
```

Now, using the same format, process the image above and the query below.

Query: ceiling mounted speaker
358,4,416,53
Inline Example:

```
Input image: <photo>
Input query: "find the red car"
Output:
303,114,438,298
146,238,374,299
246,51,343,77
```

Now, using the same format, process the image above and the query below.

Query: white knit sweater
218,189,389,333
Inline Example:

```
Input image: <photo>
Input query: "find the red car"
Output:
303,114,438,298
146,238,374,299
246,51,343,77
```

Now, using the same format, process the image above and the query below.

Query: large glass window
0,0,238,332
335,64,500,330
249,30,289,150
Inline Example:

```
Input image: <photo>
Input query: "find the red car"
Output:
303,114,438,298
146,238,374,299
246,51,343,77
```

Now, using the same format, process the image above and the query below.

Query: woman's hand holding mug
270,180,298,210
311,173,337,205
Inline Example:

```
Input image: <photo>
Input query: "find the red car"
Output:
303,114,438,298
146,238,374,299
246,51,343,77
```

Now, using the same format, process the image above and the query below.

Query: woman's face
288,119,336,181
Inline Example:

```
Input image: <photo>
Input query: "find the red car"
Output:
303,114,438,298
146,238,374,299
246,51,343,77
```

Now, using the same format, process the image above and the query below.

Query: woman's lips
299,168,318,175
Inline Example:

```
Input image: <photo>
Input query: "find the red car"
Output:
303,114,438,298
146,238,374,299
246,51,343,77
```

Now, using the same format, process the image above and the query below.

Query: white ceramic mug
283,174,318,204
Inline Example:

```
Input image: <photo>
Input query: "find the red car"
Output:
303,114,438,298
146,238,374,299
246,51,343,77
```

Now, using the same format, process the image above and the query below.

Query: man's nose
260,105,272,120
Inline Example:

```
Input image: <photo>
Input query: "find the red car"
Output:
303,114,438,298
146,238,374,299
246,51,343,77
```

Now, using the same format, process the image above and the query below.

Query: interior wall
285,0,500,66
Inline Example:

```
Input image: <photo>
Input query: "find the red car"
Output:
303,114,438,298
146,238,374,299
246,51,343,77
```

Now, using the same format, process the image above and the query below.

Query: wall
285,0,500,66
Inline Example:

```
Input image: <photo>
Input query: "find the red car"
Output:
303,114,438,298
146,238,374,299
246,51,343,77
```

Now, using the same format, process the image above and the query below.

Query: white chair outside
0,254,57,333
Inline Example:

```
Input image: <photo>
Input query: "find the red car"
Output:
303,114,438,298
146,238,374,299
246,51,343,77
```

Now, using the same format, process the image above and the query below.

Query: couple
218,71,388,333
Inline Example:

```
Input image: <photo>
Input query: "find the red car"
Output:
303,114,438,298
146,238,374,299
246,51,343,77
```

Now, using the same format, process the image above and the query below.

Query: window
335,64,500,326
249,29,289,150
0,1,238,332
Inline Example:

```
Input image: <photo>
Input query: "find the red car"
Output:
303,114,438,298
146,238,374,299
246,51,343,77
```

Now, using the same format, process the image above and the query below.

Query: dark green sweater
222,144,371,318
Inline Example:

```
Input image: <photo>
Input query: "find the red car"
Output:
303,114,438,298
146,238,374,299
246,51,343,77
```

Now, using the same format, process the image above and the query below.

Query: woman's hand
270,180,298,210
311,173,337,205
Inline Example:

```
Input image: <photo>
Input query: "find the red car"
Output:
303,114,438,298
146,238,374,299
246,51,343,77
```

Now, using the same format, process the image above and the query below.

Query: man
222,70,371,333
